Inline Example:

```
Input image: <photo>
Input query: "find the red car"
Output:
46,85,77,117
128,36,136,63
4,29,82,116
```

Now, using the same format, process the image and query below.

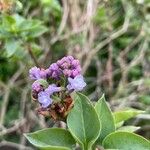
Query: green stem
83,144,92,150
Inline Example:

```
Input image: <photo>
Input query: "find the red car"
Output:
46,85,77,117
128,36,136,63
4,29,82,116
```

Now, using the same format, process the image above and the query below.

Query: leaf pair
25,92,101,150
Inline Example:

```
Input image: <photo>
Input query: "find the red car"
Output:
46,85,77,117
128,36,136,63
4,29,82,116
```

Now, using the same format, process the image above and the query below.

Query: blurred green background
0,0,150,149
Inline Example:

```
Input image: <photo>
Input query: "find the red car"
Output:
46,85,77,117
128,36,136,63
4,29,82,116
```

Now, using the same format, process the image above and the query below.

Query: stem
27,44,40,67
83,144,92,150
0,87,10,125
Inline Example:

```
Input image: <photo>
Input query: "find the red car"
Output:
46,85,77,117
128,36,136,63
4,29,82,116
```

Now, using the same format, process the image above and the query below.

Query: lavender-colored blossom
67,75,86,91
45,84,61,95
48,63,61,78
67,55,74,61
38,84,61,108
50,56,82,78
29,67,41,80
72,69,79,77
47,56,82,79
32,81,43,93
32,81,45,99
63,69,72,77
38,91,52,108
29,67,47,80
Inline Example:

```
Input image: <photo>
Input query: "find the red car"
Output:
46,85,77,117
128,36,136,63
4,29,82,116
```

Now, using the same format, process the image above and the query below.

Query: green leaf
24,128,76,150
19,20,41,31
95,94,115,144
5,39,21,57
115,121,124,129
113,109,144,124
117,126,140,132
28,25,48,38
3,15,16,26
41,0,62,12
102,131,150,150
67,92,101,150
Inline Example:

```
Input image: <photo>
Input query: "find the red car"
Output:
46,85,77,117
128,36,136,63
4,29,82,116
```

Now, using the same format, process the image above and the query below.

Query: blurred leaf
41,0,61,12
139,95,150,105
113,109,144,124
16,0,23,10
3,15,16,26
93,6,107,27
117,126,140,132
5,39,21,57
19,20,42,31
27,25,48,38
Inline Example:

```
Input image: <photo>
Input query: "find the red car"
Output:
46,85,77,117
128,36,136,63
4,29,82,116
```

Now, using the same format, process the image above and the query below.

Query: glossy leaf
67,92,101,150
24,128,76,150
95,94,115,144
113,109,144,124
103,131,150,150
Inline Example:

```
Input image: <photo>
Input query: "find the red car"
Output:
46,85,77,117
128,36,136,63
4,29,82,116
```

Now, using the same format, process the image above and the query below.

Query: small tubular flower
29,67,47,80
38,91,52,108
45,84,61,95
67,75,86,91
48,63,61,78
48,56,82,79
38,84,61,108
32,82,42,92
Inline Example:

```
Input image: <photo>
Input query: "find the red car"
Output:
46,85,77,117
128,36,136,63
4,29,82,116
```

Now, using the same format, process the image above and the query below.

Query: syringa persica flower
67,75,86,91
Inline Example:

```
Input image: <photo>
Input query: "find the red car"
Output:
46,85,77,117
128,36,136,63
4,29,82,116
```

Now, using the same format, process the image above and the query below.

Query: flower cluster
29,56,86,119
48,56,81,78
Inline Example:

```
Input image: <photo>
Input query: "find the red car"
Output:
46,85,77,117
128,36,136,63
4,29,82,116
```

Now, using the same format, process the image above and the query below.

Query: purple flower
45,84,61,95
38,84,61,108
63,69,72,77
32,81,43,93
57,56,82,78
67,75,86,91
29,67,47,80
48,63,61,79
38,91,52,108
47,56,82,79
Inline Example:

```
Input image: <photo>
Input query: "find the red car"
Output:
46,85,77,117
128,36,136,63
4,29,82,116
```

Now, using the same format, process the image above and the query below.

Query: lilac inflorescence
29,56,86,108
48,56,81,78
